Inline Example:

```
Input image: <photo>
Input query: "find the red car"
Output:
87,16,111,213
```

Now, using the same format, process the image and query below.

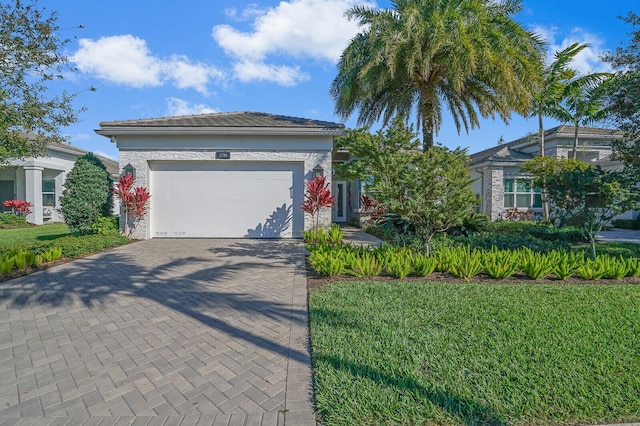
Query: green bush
59,153,113,234
91,216,120,235
448,233,570,252
0,213,29,229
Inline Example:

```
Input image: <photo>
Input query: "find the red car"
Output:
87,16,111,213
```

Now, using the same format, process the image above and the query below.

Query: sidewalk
339,226,383,247
597,229,640,244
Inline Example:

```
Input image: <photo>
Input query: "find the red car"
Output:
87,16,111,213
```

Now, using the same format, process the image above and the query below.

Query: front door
0,181,14,211
332,180,347,222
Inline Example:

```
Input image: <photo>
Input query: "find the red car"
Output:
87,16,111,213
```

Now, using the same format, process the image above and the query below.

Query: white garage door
149,161,304,238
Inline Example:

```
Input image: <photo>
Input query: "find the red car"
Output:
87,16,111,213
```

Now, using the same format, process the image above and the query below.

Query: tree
556,79,612,159
330,0,543,150
522,157,639,258
59,154,113,234
300,176,334,229
336,119,476,254
114,174,151,237
0,0,84,164
530,43,586,157
602,11,640,179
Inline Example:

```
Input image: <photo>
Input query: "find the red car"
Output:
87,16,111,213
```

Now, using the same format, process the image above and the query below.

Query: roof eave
95,126,345,139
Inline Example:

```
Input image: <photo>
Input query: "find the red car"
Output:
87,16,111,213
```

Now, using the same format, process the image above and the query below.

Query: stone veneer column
24,166,43,224
489,167,504,221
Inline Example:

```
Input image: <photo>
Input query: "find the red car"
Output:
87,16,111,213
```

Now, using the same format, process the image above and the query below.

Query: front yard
309,281,640,425
0,222,130,280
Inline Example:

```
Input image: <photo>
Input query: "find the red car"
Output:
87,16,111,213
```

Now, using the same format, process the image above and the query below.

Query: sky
38,0,638,161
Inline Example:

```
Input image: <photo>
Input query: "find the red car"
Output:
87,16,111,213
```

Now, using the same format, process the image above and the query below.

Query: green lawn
309,281,640,425
0,223,71,248
0,223,130,262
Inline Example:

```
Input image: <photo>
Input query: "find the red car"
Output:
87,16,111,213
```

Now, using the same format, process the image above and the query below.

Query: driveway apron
0,239,314,425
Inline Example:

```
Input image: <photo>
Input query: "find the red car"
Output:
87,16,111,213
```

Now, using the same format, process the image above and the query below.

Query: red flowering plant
3,199,33,216
301,176,334,228
114,174,151,237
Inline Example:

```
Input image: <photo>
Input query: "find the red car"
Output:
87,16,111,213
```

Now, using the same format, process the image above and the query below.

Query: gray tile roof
99,111,344,130
469,125,622,166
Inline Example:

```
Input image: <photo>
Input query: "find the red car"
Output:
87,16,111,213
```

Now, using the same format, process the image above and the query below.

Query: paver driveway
0,239,314,425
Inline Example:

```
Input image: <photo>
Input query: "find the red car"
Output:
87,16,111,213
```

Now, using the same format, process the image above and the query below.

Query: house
0,142,119,225
469,125,635,221
96,112,345,239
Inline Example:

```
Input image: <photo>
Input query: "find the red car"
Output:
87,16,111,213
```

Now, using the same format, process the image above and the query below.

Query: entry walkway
0,239,314,425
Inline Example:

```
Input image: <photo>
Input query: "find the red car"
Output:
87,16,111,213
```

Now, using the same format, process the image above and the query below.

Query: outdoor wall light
313,164,324,179
123,164,136,179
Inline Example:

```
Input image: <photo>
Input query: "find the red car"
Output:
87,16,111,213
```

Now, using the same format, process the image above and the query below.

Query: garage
96,111,343,240
149,161,304,238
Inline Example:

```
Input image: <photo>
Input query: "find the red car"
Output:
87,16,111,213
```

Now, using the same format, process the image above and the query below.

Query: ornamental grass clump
347,250,383,277
551,251,583,280
521,249,556,280
412,253,437,277
386,254,413,279
577,257,608,280
624,257,640,277
601,255,630,279
308,245,346,277
482,246,520,279
448,246,484,282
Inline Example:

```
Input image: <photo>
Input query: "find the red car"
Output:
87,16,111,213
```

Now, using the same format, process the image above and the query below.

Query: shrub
385,252,413,279
482,247,520,279
447,246,484,282
521,249,557,280
91,216,120,235
0,213,29,229
59,153,113,234
412,253,437,277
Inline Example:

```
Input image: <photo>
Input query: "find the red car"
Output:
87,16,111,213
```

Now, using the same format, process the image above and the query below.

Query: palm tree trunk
538,112,550,222
421,117,434,151
572,124,579,159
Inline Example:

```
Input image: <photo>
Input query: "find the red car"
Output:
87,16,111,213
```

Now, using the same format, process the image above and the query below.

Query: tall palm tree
330,0,544,150
531,42,610,157
552,77,613,159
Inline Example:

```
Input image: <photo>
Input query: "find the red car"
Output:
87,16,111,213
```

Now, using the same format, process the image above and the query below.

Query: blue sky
45,0,636,160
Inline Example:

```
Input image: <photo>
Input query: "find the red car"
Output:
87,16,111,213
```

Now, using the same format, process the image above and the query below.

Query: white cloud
72,35,225,94
212,0,373,85
531,25,612,74
224,3,265,21
166,97,218,116
233,60,309,86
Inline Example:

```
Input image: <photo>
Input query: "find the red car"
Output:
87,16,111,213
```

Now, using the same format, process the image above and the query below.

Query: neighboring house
0,143,119,225
96,112,345,240
469,125,635,221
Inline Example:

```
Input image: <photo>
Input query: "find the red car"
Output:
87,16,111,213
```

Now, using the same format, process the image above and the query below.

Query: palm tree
530,42,586,157
552,77,613,159
330,0,543,150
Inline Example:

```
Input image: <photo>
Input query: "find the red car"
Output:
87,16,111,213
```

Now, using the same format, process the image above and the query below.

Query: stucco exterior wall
119,148,333,240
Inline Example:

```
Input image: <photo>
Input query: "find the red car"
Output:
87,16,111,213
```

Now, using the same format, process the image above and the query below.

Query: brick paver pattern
0,239,314,425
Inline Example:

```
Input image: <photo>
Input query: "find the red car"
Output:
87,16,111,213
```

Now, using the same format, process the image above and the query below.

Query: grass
0,223,71,247
309,281,640,425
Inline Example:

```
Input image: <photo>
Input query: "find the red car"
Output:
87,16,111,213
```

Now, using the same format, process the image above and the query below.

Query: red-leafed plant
3,199,33,216
301,176,334,229
114,174,151,237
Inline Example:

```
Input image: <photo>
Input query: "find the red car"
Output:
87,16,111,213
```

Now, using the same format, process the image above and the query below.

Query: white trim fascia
95,126,345,139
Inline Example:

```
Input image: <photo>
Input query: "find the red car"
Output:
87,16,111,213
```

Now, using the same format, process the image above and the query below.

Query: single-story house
469,125,636,221
1,142,118,225
96,112,345,240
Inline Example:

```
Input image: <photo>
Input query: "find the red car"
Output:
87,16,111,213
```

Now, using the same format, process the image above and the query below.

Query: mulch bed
306,261,640,291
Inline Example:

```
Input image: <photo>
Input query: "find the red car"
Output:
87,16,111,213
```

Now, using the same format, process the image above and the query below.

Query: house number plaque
216,152,231,159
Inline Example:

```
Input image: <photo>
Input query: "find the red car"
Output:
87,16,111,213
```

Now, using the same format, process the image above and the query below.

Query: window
43,179,56,206
504,178,542,208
